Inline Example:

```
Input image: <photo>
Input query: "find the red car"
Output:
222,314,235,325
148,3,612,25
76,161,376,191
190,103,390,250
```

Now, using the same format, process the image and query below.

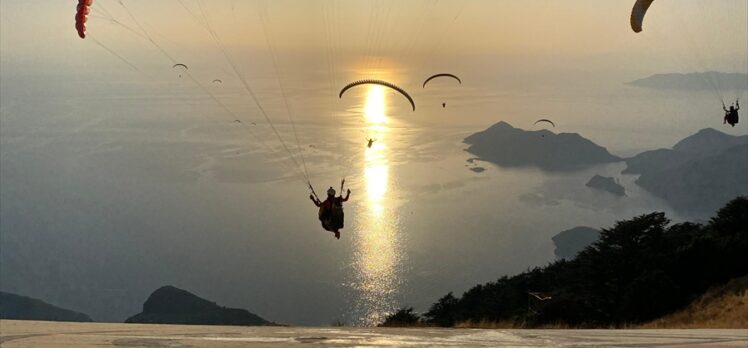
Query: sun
364,85,387,125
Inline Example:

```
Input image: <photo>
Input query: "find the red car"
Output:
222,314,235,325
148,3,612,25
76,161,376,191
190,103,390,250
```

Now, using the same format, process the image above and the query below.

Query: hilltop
125,286,271,326
464,121,620,171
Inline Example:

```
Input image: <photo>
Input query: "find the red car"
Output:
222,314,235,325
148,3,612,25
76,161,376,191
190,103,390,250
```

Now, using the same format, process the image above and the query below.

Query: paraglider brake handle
308,182,321,202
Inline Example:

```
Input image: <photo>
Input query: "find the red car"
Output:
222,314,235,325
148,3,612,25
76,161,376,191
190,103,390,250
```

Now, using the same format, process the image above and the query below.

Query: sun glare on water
364,85,387,125
349,85,404,326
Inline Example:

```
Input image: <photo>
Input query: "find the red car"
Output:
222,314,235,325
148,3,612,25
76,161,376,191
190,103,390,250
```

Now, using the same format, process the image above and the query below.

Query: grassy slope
641,275,748,329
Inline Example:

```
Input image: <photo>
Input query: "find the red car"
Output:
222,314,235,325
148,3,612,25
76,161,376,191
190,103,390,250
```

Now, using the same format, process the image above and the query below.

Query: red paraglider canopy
76,0,93,39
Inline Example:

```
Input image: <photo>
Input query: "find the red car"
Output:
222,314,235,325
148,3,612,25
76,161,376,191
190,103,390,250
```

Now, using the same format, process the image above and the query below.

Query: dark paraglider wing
172,63,189,70
423,73,462,88
534,119,556,127
339,79,416,111
631,0,655,33
75,0,94,39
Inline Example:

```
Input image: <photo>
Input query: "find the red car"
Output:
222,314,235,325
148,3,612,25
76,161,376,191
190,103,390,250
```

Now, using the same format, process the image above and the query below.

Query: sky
3,0,746,139
1,0,747,325
2,1,746,78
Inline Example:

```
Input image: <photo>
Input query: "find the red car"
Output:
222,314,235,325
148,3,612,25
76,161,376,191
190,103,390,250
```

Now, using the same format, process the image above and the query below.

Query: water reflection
349,86,404,326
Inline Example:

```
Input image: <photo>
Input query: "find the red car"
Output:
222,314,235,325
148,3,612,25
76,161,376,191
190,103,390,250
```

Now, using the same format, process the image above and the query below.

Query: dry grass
641,275,748,329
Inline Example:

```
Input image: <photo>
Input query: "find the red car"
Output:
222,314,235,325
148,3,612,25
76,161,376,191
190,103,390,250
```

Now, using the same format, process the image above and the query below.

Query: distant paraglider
424,74,461,108
630,0,655,33
534,119,556,127
423,73,462,88
75,0,93,39
212,79,223,84
172,64,188,78
534,119,555,138
339,79,415,111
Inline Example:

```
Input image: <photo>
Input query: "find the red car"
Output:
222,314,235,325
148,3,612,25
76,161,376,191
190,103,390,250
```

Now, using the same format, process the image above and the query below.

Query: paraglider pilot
367,138,376,148
310,187,351,239
723,100,740,127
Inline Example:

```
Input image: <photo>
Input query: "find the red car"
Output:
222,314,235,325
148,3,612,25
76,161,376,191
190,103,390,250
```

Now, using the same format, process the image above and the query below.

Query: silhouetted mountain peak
672,128,747,156
142,285,217,315
126,285,270,326
491,121,513,129
469,121,519,138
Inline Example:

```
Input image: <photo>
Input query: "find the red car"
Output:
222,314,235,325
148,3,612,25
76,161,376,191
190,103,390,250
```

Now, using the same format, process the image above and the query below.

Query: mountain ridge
628,72,748,90
624,128,748,216
0,291,93,322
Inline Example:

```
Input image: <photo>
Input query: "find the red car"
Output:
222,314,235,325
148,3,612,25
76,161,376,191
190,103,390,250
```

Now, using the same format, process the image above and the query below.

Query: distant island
464,121,620,171
625,128,748,217
125,286,271,326
586,175,625,196
464,123,746,216
551,226,600,260
0,291,93,322
627,72,748,91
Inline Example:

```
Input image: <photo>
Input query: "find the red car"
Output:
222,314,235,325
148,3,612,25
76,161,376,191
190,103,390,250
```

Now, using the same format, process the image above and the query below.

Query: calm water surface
1,71,745,325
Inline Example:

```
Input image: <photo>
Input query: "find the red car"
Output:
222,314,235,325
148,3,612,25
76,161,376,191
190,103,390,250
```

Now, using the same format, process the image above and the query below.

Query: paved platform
1,320,747,347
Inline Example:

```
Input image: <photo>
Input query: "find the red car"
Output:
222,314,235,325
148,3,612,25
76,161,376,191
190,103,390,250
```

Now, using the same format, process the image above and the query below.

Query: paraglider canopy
630,0,655,33
423,73,462,88
339,79,416,111
528,292,553,301
212,79,222,84
534,119,556,127
75,0,93,39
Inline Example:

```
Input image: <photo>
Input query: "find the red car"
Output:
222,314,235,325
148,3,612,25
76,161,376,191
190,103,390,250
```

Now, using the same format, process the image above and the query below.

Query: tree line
382,197,748,327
